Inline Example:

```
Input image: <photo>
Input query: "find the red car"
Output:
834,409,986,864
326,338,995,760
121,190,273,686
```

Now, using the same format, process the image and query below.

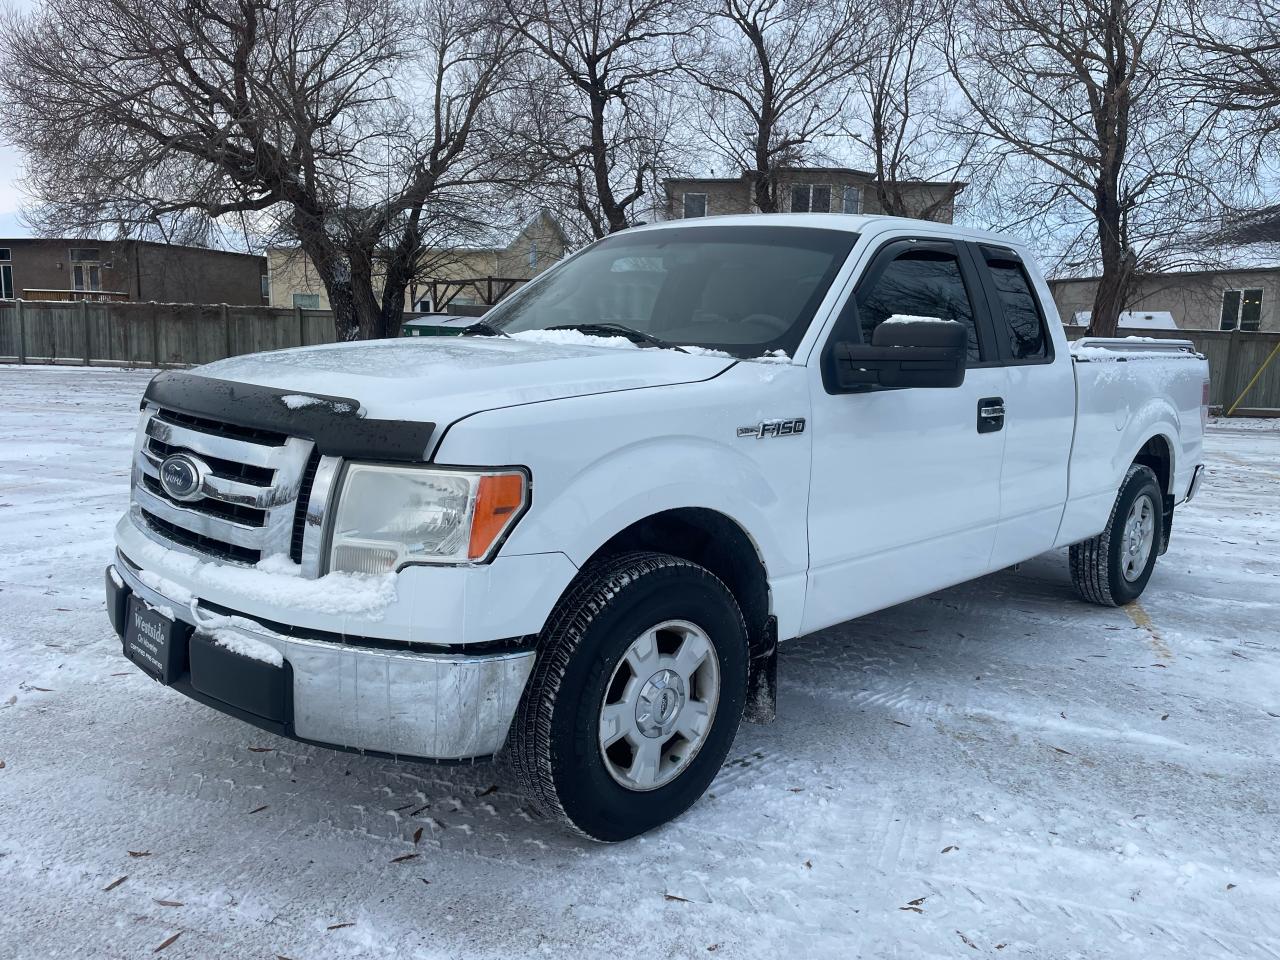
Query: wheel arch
1131,430,1176,499
576,507,773,657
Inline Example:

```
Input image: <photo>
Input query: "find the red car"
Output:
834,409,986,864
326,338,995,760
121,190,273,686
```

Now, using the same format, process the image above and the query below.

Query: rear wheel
509,552,749,841
1070,464,1163,606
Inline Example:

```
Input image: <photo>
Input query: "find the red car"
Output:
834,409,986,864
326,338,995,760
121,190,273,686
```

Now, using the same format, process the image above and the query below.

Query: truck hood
192,335,736,424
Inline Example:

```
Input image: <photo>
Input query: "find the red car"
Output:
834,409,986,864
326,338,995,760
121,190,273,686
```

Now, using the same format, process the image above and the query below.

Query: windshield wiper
547,322,688,353
460,320,510,338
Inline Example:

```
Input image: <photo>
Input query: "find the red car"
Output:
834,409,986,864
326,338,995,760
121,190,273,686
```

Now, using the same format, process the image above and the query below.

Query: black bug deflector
144,371,436,462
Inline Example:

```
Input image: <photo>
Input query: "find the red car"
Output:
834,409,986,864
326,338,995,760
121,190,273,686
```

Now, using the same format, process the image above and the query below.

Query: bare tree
945,0,1221,337
686,0,873,212
1177,0,1280,244
842,0,967,219
499,0,694,239
1,0,510,341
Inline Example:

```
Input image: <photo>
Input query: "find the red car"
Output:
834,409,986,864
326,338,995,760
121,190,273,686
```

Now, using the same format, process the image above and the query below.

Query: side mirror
831,317,967,391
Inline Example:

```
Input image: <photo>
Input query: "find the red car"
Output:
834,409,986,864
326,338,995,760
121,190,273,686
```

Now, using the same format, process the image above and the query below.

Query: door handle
978,397,1005,433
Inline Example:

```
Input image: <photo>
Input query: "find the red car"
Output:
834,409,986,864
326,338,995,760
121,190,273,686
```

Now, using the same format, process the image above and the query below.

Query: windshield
482,225,858,359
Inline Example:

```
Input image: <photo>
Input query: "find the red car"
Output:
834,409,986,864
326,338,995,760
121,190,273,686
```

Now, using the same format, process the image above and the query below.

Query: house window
790,184,831,213
1220,288,1263,331
529,240,539,270
69,247,101,263
260,274,270,299
293,293,320,309
841,185,862,215
682,193,707,218
0,248,11,300
72,263,102,292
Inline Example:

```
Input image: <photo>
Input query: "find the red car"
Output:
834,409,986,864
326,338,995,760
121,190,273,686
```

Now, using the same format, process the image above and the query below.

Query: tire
1070,464,1164,606
509,551,749,842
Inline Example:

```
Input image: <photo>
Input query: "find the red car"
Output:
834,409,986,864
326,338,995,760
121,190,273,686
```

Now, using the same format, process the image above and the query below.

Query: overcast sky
0,0,36,236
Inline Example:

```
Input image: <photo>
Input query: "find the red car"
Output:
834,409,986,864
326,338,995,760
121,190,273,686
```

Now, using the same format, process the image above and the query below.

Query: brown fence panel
0,301,17,358
0,299,343,367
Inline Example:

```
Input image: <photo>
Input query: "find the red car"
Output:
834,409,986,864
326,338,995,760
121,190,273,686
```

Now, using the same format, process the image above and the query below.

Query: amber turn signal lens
468,473,527,560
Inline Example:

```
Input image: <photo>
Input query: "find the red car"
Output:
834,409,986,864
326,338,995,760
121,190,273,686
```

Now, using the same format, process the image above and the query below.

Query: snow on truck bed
1,364,1278,960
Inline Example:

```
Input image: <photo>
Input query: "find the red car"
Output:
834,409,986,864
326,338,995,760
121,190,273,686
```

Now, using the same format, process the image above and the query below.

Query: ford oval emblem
159,453,204,501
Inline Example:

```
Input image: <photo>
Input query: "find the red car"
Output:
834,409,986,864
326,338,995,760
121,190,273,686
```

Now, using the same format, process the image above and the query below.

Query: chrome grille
131,404,320,566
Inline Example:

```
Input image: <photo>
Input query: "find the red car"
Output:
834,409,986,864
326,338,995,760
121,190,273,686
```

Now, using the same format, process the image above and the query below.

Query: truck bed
1057,337,1209,547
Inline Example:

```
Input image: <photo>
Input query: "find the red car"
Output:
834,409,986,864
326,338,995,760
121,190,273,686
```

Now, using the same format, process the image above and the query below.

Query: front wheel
1070,464,1164,606
509,552,749,841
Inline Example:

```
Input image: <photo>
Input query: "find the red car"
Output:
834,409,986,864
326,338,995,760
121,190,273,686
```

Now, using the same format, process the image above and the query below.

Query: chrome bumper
112,554,536,760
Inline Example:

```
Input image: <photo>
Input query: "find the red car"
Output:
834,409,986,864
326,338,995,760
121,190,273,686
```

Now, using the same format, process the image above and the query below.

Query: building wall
0,238,267,305
267,212,569,311
664,171,959,223
267,248,332,310
1050,268,1280,332
135,244,267,305
0,238,134,300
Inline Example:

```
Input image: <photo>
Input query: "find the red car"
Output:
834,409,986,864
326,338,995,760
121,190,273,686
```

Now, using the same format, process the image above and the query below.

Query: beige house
663,167,964,223
268,210,570,312
1050,267,1276,332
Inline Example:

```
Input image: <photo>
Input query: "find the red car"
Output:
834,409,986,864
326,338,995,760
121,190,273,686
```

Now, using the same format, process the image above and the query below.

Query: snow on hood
193,335,737,423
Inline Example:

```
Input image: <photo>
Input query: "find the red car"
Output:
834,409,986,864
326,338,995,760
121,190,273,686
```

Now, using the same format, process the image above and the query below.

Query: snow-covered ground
1,364,1277,960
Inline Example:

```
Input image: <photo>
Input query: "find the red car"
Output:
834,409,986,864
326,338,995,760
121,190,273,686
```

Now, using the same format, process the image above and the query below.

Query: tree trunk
1089,194,1132,339
752,125,777,212
378,232,420,340
588,90,629,233
298,234,361,342
348,254,383,341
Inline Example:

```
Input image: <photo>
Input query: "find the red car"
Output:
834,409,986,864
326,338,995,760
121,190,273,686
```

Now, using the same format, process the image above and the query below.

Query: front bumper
108,555,536,761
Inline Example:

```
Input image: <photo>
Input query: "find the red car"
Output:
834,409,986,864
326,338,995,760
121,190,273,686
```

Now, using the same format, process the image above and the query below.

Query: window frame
820,235,1001,393
292,292,321,309
969,242,1055,366
0,262,12,300
682,192,707,219
791,183,833,214
841,185,862,215
1220,287,1263,331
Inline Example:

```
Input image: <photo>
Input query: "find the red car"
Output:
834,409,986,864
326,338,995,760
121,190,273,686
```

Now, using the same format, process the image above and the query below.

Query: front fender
432,368,814,638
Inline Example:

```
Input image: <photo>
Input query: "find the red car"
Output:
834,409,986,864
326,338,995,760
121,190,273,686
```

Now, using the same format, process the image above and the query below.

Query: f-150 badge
737,418,806,439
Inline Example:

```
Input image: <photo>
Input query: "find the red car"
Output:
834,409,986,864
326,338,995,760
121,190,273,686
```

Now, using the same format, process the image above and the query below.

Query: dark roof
0,237,265,259
664,166,966,189
1214,206,1280,246
1049,264,1280,285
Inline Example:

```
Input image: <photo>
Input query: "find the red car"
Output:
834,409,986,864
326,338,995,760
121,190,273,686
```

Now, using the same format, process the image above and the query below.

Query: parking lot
1,364,1277,959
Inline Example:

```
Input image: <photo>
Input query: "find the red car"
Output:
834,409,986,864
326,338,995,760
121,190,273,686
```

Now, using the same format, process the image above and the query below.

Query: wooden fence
1,299,1278,412
0,299,337,368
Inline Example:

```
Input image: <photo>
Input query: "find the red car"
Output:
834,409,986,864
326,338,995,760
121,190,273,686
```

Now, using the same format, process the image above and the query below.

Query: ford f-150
105,215,1209,840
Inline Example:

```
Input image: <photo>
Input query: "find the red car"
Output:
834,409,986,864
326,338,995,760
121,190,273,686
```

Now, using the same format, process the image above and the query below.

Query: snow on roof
1069,311,1179,330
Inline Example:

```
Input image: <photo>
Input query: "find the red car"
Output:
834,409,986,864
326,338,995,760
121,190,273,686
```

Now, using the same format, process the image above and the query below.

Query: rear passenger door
968,244,1076,567
803,237,1010,634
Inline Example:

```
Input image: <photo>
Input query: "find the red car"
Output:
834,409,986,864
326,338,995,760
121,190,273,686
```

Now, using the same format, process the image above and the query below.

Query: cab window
982,250,1050,361
857,248,981,362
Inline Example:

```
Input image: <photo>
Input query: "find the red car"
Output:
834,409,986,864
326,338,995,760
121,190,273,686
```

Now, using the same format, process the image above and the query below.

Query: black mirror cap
831,323,967,391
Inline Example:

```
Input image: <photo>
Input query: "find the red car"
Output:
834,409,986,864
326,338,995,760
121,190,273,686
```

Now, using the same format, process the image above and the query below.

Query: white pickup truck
106,215,1208,840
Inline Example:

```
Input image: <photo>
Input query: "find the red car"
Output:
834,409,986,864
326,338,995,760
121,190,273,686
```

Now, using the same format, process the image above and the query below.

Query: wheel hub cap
1121,494,1156,582
636,670,685,737
598,620,720,792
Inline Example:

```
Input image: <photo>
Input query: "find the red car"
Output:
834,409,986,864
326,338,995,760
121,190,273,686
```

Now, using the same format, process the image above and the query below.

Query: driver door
802,237,1009,634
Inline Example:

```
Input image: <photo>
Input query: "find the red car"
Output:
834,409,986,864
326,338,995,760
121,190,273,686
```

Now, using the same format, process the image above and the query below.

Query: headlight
328,464,529,574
